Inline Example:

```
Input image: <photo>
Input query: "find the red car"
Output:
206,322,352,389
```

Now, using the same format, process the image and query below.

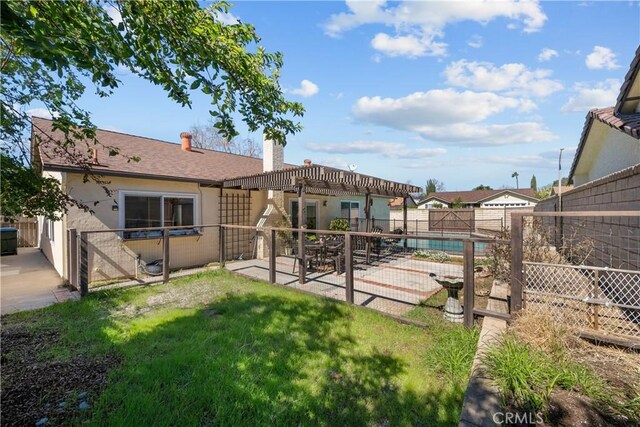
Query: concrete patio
1,248,78,315
227,253,460,317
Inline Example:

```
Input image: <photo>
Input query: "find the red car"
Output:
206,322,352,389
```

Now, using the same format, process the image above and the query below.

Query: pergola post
297,184,306,284
403,196,408,250
365,193,372,264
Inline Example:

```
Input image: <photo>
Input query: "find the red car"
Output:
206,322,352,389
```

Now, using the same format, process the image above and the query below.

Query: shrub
329,218,350,231
413,250,451,263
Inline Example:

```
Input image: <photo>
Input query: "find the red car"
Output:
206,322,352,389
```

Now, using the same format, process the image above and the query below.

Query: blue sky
29,1,640,191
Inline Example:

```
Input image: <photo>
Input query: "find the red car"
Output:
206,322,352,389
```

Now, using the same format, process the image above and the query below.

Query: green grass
3,270,480,426
482,333,640,420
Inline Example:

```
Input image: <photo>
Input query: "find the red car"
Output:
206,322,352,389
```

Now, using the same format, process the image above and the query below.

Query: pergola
223,165,422,283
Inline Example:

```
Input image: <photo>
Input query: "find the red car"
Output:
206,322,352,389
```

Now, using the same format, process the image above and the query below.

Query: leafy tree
425,178,445,195
535,184,552,200
511,171,520,189
451,197,465,208
530,174,537,191
473,184,493,191
190,121,261,157
1,0,303,219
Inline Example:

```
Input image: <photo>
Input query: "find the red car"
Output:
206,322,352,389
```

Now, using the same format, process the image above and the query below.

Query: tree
472,184,493,191
511,171,520,189
425,178,445,195
1,0,303,219
530,174,537,192
190,121,261,157
451,197,465,208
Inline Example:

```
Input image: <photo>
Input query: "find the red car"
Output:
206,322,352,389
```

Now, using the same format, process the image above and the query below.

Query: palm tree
511,171,519,189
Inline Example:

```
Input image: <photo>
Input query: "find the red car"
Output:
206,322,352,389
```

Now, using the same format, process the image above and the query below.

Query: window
43,218,55,242
121,192,197,238
341,201,360,229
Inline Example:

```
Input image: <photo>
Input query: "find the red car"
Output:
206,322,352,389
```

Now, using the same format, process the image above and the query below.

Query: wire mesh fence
77,225,220,291
343,217,504,235
519,212,640,339
223,225,503,324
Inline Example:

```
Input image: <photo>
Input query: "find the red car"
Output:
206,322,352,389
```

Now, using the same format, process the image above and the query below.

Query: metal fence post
68,229,78,290
344,233,354,304
79,231,89,296
162,228,170,283
269,229,277,283
463,240,475,328
219,226,226,267
510,214,524,313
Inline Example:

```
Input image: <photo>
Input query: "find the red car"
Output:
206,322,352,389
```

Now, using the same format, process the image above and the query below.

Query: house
535,47,640,270
417,189,539,209
568,46,640,188
32,118,419,281
388,195,418,209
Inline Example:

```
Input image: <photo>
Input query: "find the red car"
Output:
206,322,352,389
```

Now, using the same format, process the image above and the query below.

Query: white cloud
371,33,445,58
104,5,123,27
26,108,57,119
585,46,619,70
538,48,558,62
467,35,483,49
352,89,556,146
483,147,576,169
561,79,620,112
288,80,319,97
306,140,446,158
213,11,240,26
444,60,563,97
323,0,547,57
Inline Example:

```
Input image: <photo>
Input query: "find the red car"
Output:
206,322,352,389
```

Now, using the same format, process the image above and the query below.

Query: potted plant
329,218,350,232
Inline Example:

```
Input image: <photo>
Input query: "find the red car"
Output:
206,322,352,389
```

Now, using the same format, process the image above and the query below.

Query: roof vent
180,132,192,152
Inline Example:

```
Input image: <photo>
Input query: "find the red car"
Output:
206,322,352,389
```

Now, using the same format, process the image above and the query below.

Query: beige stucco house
568,46,640,187
417,189,539,209
32,118,413,282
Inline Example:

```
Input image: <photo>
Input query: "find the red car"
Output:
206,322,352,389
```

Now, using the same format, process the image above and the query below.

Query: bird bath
430,273,464,323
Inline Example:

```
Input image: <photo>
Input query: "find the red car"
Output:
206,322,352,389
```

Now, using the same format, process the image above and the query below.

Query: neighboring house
388,195,418,209
32,118,417,280
536,47,640,270
550,185,574,196
417,189,539,209
568,46,640,188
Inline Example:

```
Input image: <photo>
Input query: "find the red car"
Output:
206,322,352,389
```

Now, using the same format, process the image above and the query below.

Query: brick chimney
180,132,192,152
263,133,284,172
304,159,312,167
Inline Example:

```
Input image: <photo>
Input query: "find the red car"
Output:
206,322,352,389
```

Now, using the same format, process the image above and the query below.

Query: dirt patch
545,390,629,427
1,323,119,426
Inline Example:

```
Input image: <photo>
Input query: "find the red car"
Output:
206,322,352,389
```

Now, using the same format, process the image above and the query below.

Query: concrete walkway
1,248,75,315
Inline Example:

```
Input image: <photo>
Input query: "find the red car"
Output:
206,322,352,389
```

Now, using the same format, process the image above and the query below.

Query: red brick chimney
304,159,312,167
180,132,192,151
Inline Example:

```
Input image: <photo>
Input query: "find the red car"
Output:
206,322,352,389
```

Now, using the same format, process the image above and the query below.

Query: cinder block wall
535,164,640,270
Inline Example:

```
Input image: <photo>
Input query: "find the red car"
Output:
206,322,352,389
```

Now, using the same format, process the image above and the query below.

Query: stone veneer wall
535,163,640,270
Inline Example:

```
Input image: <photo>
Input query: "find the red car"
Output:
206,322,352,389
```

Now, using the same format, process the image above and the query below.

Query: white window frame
118,190,200,234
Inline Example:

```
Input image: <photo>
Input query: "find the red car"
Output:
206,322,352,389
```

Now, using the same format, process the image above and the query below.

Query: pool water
393,233,489,254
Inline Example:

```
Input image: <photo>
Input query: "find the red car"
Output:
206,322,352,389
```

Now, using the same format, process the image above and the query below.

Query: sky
28,1,640,191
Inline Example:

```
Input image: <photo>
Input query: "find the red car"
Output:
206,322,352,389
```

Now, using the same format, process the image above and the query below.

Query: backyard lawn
1,269,478,426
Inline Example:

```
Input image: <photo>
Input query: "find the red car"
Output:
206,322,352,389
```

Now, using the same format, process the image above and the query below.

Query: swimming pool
393,233,490,254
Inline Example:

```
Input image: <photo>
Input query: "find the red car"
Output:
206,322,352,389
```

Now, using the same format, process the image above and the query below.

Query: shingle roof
569,47,640,182
420,189,538,204
568,108,640,182
615,45,640,114
32,117,292,184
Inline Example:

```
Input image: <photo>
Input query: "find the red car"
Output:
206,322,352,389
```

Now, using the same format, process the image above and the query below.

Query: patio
227,251,458,316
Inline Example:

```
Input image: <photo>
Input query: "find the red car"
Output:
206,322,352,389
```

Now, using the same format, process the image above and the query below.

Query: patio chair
325,240,345,275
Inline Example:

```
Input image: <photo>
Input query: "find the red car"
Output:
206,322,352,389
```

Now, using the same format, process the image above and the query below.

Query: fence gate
219,191,254,261
429,209,475,233
1,216,38,247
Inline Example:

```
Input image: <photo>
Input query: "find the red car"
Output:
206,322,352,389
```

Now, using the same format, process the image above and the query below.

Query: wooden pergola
223,165,422,283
